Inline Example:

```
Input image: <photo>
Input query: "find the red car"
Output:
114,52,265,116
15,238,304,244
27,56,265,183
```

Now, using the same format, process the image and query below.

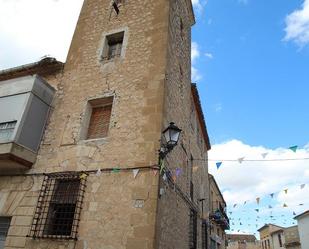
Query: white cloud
205,52,213,59
191,42,200,63
192,0,203,13
214,103,222,112
284,0,309,47
191,42,201,82
209,140,309,209
0,0,84,69
191,66,201,82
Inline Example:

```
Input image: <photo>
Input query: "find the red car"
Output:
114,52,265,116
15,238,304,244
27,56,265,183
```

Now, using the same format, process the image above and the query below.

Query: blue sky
0,0,309,237
192,0,309,236
192,0,309,149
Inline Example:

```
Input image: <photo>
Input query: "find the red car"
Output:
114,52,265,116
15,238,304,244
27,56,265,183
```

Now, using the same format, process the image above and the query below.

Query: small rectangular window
0,217,11,249
29,173,87,239
87,97,113,140
102,31,124,61
0,121,16,140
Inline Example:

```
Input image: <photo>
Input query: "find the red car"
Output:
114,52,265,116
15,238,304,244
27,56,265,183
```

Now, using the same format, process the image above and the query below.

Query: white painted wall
271,232,284,249
297,214,309,249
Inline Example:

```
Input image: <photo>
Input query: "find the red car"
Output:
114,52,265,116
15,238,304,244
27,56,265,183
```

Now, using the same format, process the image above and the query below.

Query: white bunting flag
96,169,102,176
238,157,245,164
133,169,139,178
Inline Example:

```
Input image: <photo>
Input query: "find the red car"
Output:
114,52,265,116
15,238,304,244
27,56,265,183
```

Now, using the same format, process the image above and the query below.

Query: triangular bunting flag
244,201,247,205
133,169,139,178
262,152,268,158
270,193,274,198
216,162,222,169
238,157,245,164
162,173,167,181
240,222,242,225
283,203,288,207
284,189,288,194
256,197,260,205
175,168,182,177
268,205,273,209
160,160,165,174
289,145,298,152
293,212,296,215
233,204,237,208
112,168,120,173
255,209,259,212
300,184,306,189
96,169,102,176
80,173,87,179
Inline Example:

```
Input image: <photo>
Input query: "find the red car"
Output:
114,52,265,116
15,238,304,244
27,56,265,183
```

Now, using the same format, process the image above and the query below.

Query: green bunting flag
301,184,306,189
112,168,120,173
289,145,298,152
160,160,165,174
284,189,288,194
270,193,275,198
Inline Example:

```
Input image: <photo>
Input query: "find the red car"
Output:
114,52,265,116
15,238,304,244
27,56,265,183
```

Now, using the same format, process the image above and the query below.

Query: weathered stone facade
209,174,229,249
0,0,211,249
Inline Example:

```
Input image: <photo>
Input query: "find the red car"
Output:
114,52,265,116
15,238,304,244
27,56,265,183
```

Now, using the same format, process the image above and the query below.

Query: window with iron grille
29,173,87,240
189,209,197,249
86,97,113,140
102,31,124,61
0,121,16,141
0,217,11,249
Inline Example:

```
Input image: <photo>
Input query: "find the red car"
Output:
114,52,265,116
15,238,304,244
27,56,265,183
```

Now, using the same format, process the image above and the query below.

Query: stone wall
1,0,169,248
154,0,210,248
0,0,210,249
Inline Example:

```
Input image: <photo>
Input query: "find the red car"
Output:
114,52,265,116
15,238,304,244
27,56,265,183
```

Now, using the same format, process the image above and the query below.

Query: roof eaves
191,83,211,151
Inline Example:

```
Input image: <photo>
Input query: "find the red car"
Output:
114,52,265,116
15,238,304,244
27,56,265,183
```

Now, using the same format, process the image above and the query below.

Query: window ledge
78,137,109,145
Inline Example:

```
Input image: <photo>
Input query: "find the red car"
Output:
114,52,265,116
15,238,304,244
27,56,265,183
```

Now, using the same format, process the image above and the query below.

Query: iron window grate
29,173,87,240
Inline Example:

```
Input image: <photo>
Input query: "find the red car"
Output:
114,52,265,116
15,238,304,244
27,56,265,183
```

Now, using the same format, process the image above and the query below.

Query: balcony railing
210,209,230,230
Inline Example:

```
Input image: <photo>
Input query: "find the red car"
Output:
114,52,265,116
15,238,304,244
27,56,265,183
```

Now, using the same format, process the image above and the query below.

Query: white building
294,210,309,249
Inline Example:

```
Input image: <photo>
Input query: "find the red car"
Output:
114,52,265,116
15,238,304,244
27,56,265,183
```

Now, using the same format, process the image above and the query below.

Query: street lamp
159,122,182,159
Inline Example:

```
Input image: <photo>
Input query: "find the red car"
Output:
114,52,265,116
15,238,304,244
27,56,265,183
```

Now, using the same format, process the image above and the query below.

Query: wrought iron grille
29,173,87,240
0,217,11,249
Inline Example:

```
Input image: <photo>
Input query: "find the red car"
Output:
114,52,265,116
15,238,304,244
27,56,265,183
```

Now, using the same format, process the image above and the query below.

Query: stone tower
0,0,211,249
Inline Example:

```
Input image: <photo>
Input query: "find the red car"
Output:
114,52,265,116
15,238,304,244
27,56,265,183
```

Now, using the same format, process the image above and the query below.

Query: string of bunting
210,145,309,169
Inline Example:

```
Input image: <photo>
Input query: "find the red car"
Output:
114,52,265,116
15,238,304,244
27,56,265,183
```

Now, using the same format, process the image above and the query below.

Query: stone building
258,224,284,249
258,224,301,249
226,234,260,249
209,174,229,249
283,226,301,249
0,0,212,249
